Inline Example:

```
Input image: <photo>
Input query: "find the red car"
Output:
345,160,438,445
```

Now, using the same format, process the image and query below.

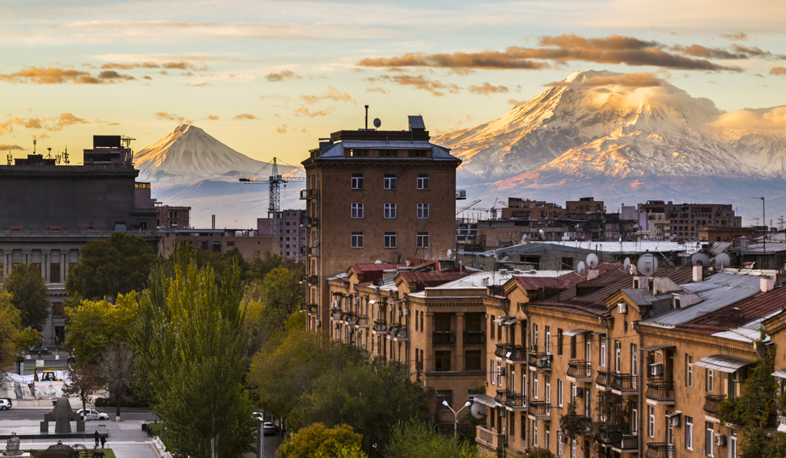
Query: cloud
365,74,460,96
233,114,257,120
55,113,88,129
0,67,139,84
299,95,320,105
155,112,185,123
294,107,329,117
0,144,24,151
0,113,88,134
709,106,786,132
468,82,509,96
299,86,355,105
266,70,297,82
359,34,746,72
721,32,748,41
672,43,779,60
186,82,210,87
207,115,219,120
508,99,525,106
100,60,208,72
276,125,287,134
366,87,388,94
549,72,664,88
771,67,786,76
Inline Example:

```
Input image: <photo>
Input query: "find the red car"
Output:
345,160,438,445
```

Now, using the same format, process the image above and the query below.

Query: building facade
257,209,307,261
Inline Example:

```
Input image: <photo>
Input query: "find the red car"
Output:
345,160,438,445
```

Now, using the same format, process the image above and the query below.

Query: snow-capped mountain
435,70,786,222
135,124,294,183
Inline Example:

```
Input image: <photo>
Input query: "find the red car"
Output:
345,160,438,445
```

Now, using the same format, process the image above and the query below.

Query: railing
355,315,369,327
704,394,726,417
463,330,486,345
432,331,456,345
560,415,591,436
529,401,551,420
596,370,609,386
495,389,506,404
645,442,675,458
387,325,408,340
567,360,593,381
475,425,504,450
645,379,675,402
611,374,639,393
597,428,638,450
300,303,318,314
308,246,319,256
299,189,318,199
343,312,359,325
372,320,387,333
330,310,343,320
303,217,318,228
301,275,318,285
505,392,527,409
528,352,552,370
498,344,525,362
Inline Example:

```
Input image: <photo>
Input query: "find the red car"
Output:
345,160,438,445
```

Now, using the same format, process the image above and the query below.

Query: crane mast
268,157,285,237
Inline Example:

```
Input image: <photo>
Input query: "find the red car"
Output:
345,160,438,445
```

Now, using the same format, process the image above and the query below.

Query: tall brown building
301,116,462,331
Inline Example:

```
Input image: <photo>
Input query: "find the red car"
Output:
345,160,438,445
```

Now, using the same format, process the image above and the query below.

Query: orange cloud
366,74,460,96
0,144,24,151
276,125,287,134
100,61,207,71
366,87,388,94
266,70,297,82
468,82,509,96
299,95,320,105
771,67,786,76
294,107,329,118
55,113,88,129
709,106,786,132
721,32,748,41
155,112,185,123
0,67,138,84
0,114,88,134
233,114,257,120
299,86,355,105
207,115,219,120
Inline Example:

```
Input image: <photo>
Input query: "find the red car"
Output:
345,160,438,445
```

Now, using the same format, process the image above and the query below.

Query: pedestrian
94,430,99,448
100,435,106,449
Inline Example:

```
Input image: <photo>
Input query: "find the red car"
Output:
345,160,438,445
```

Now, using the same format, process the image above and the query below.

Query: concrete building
157,228,279,259
257,209,307,261
637,201,741,240
155,203,191,228
301,115,461,332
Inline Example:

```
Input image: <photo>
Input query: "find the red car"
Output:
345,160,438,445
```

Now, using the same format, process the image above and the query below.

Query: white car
0,399,11,410
76,408,109,420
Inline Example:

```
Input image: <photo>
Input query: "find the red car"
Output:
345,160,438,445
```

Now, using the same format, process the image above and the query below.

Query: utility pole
762,197,766,269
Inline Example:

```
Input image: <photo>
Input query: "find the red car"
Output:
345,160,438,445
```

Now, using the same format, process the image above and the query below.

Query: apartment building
155,203,191,228
257,209,307,261
301,116,461,332
638,201,741,240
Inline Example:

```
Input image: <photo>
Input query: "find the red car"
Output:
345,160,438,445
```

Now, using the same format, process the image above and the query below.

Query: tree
559,401,591,444
64,292,139,365
0,292,22,373
63,361,102,421
277,423,363,458
2,263,49,330
66,232,155,303
384,420,480,458
133,257,255,458
526,449,556,458
97,344,135,420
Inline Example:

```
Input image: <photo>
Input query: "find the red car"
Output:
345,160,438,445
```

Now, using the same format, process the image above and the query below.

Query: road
0,408,158,422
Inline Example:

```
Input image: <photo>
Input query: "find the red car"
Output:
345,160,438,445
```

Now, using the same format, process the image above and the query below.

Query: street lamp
443,400,472,439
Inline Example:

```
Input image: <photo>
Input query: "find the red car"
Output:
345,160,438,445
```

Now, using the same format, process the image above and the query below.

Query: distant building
157,228,280,259
565,196,604,214
155,203,191,228
638,201,741,240
257,209,307,261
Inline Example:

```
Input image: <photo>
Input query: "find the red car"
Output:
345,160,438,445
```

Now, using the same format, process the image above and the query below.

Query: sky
1,0,786,167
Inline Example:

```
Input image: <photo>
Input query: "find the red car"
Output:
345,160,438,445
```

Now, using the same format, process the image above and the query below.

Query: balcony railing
463,330,486,345
372,320,387,333
703,394,726,417
432,331,456,345
645,379,675,403
301,275,318,285
528,352,552,370
387,325,408,341
645,442,675,458
560,415,591,436
299,189,318,200
308,246,319,256
302,217,318,228
475,425,504,451
330,309,343,320
354,315,369,327
597,427,638,450
528,401,551,420
342,312,359,325
567,360,593,382
495,389,506,404
505,392,527,410
496,344,525,362
611,373,639,394
596,370,610,387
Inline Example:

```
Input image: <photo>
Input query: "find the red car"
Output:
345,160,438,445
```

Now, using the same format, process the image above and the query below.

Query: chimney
692,265,704,283
761,276,775,293
740,236,749,252
587,269,599,281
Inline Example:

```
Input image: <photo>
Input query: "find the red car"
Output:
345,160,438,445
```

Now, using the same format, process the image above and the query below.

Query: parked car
263,422,277,436
76,408,109,420
0,399,11,410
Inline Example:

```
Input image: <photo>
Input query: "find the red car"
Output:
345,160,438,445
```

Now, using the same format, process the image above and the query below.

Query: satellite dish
637,254,658,276
576,261,586,275
715,253,731,269
623,257,631,272
690,253,710,267
538,229,545,237
469,402,485,418
447,249,453,259
586,253,599,269
374,260,382,264
373,118,381,128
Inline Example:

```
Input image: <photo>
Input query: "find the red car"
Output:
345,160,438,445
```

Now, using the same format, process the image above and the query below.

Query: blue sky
1,0,785,166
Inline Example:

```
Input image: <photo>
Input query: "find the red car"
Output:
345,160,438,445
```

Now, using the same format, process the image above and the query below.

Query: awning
505,318,526,326
563,329,593,337
772,369,786,379
493,316,512,324
642,344,676,352
472,394,497,407
368,299,377,305
695,355,755,373
666,411,682,418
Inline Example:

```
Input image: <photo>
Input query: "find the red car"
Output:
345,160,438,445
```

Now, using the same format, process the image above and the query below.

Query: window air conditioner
403,309,409,316
669,414,681,427
575,387,585,398
618,303,627,314
714,435,726,447
650,363,663,377
397,310,402,316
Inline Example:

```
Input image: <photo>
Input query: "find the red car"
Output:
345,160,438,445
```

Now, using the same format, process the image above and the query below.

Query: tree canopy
384,420,480,458
277,423,365,458
64,292,139,365
2,263,50,330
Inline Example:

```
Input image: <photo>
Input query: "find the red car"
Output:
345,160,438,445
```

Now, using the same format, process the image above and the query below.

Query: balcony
330,309,343,320
456,189,467,200
495,389,506,404
528,351,552,371
560,415,592,436
505,392,527,410
645,442,675,458
528,401,551,421
387,324,408,341
610,373,639,395
355,315,369,328
299,188,318,200
595,370,610,388
300,303,318,314
597,427,638,451
475,425,504,451
495,344,525,362
463,330,486,345
372,320,387,334
567,360,593,383
301,217,318,228
645,379,675,405
342,312,359,325
703,394,726,418
301,275,319,285
308,246,319,256
432,331,456,345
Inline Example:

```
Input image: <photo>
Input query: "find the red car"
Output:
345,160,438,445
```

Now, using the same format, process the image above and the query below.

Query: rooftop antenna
6,153,12,165
46,147,52,159
33,139,37,154
63,147,69,165
364,105,369,129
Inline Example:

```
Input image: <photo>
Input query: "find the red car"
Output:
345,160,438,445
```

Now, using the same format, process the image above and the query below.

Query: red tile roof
678,284,786,335
351,263,406,273
398,271,471,288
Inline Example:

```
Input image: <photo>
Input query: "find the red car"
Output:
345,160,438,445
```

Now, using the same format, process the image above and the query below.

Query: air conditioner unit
403,309,409,316
650,362,663,377
618,303,627,314
467,394,478,403
559,432,568,443
389,304,394,311
575,387,585,398
714,434,726,447
669,414,681,427
397,310,403,316
315,320,321,327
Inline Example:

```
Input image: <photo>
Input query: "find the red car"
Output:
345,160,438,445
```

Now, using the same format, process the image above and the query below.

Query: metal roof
694,354,755,373
473,394,497,407
772,369,786,379
317,140,459,161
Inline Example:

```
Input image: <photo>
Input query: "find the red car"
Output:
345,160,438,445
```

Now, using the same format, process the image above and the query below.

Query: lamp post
443,400,472,439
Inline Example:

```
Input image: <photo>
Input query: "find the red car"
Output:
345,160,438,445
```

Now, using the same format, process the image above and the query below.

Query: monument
3,432,29,458
40,397,84,433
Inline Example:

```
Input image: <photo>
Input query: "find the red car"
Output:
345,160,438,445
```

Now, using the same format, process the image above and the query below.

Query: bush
527,448,556,458
95,396,148,408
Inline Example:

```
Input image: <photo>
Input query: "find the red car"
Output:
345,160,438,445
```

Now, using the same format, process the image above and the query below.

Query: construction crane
239,157,305,237
457,199,482,215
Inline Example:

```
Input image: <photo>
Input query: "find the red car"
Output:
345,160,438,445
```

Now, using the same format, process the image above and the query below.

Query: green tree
133,257,255,458
63,361,102,421
66,232,155,303
0,292,23,372
277,423,363,458
2,263,49,330
64,292,139,364
384,420,480,458
526,448,556,458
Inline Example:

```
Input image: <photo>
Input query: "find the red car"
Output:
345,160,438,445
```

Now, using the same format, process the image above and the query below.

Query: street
0,408,158,422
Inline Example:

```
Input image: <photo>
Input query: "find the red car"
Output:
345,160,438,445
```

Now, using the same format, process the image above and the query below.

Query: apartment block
638,201,741,240
257,209,307,261
155,203,191,228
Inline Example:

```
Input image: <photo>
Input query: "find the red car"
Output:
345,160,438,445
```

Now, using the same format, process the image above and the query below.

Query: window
584,389,591,418
435,351,451,371
685,416,694,450
351,174,364,189
351,202,364,218
384,203,397,219
52,302,65,317
707,369,715,392
521,413,526,440
729,431,737,458
558,379,563,407
668,414,674,445
490,316,495,339
615,341,621,373
533,374,539,399
490,359,495,385
437,390,453,411
416,232,429,248
533,324,539,349
600,337,606,367
545,326,551,354
351,232,364,248
571,439,576,458
705,422,714,457
533,421,538,447
497,361,502,386
545,375,551,403
545,429,550,451
465,350,481,371
558,329,564,356
648,406,655,438
417,174,429,189
384,174,396,190
384,232,397,249
686,354,694,387
631,407,638,434
631,344,637,376
417,202,430,219
558,435,563,457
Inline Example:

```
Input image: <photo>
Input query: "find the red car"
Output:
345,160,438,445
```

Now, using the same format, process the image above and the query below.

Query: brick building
155,203,191,228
